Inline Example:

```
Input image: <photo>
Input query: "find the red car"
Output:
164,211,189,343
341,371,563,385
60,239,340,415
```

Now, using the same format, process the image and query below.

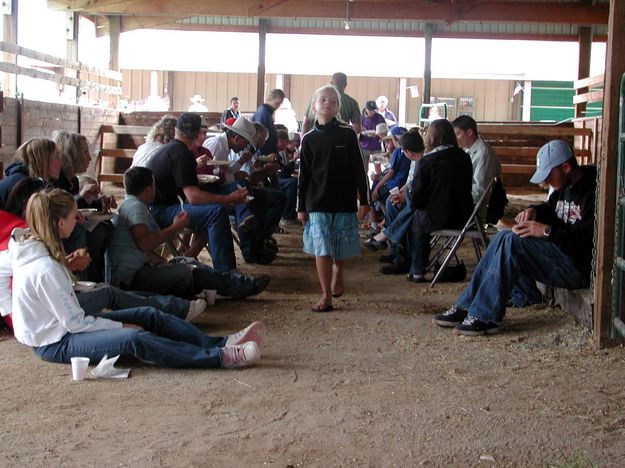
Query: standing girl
297,85,369,312
3,188,263,369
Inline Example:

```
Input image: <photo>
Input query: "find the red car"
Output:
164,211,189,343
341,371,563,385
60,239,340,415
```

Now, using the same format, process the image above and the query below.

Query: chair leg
430,233,466,287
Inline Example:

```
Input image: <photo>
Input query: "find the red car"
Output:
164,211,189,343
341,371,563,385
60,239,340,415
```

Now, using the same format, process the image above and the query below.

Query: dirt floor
1,194,625,467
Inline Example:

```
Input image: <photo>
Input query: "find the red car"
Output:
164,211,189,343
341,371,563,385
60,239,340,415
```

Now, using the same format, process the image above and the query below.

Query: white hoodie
2,228,122,347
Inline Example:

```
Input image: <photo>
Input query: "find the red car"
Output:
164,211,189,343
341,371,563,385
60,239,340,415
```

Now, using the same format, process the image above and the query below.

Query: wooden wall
120,70,518,124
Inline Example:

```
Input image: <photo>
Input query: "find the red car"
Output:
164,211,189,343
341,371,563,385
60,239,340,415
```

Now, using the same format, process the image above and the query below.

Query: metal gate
613,73,625,338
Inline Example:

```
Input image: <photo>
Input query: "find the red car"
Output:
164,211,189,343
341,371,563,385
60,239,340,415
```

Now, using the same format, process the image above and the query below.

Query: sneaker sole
453,327,500,336
432,318,461,328
229,322,265,347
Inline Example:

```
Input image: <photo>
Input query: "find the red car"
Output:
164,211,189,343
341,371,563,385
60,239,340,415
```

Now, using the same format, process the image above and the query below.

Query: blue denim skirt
303,212,361,260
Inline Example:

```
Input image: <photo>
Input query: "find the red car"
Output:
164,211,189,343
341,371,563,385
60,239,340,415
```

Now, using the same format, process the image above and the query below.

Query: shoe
432,306,468,328
225,321,265,348
379,262,409,275
251,274,271,295
185,298,206,322
378,254,395,264
364,237,388,252
453,316,501,336
407,273,427,283
221,341,261,368
238,215,258,235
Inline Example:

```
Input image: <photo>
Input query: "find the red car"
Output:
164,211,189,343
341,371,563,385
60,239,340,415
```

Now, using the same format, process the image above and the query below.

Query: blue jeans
152,203,236,272
204,181,254,226
77,285,190,319
278,176,298,220
456,231,587,324
384,198,414,242
33,307,227,368
125,257,258,299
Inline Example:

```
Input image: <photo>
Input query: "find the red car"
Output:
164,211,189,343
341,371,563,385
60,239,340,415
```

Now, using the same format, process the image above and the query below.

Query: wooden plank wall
120,70,518,123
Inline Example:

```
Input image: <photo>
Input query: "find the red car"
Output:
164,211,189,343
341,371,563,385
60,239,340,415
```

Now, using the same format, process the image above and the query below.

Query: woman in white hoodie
4,188,263,369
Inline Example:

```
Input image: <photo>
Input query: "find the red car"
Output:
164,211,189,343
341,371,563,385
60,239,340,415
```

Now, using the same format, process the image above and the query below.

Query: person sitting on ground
0,138,61,208
452,115,508,223
106,166,270,301
433,140,595,335
1,188,263,369
132,114,177,168
220,96,240,125
0,178,207,331
406,119,473,282
147,113,250,272
376,96,397,128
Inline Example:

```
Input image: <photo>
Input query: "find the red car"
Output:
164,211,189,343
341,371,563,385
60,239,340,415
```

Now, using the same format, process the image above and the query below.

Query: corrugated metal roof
178,16,608,38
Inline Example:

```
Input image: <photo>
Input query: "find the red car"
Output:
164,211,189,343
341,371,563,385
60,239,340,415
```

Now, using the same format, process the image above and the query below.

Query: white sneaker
221,341,261,368
185,298,206,322
225,321,265,348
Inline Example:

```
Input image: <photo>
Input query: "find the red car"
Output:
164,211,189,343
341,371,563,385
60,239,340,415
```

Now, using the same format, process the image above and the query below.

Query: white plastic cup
71,357,90,381
389,187,400,196
204,289,217,306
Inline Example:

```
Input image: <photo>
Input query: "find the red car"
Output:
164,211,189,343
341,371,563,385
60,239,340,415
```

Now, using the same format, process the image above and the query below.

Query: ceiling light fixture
344,0,351,30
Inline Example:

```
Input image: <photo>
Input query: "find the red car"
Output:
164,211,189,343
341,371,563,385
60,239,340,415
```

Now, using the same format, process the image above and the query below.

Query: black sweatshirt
297,118,370,213
409,146,474,230
531,165,597,280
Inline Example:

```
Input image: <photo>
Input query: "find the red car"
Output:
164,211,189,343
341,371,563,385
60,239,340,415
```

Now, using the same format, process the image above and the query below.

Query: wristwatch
543,226,552,238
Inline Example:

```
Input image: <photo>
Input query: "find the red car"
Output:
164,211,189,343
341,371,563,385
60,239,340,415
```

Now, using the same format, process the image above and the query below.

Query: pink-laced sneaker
225,321,265,348
221,341,261,368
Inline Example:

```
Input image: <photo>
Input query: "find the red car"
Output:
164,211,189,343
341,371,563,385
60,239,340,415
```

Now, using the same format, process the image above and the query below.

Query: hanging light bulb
344,0,351,31
344,20,350,30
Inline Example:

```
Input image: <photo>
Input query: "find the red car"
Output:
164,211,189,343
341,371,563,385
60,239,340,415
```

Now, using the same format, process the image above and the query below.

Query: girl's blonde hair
311,85,342,119
26,188,76,271
54,132,88,179
147,114,177,143
14,138,58,180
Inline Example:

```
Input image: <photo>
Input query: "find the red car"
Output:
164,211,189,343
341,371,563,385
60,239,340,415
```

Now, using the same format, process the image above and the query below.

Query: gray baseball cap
530,140,574,184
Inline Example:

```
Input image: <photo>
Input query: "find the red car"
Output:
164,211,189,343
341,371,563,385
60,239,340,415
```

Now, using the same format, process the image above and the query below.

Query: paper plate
198,174,220,184
74,281,97,293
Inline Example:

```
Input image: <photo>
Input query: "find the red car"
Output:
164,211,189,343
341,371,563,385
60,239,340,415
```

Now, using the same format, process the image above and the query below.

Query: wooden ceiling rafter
48,0,609,26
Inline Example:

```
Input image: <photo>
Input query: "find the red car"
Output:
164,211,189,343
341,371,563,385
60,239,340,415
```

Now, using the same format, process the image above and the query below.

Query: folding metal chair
428,177,497,288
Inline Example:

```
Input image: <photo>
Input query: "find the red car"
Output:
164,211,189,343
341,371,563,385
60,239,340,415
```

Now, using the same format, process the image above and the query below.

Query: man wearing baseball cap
147,113,251,272
433,139,597,336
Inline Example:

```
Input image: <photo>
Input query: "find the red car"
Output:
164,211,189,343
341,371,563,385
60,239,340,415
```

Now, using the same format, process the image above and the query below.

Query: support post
256,19,268,108
423,23,433,105
2,0,18,97
108,16,120,72
575,26,593,118
593,0,625,347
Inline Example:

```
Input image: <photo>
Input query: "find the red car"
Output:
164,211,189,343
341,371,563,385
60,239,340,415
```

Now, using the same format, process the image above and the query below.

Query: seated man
275,129,298,222
452,115,508,223
433,140,595,335
407,119,473,282
106,166,271,300
147,113,251,272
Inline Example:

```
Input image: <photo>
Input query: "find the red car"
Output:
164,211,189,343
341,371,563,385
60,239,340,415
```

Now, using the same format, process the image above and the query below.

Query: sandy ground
1,195,625,467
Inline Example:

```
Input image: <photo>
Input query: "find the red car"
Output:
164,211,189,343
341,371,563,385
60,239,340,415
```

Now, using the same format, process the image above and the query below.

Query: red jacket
0,210,26,251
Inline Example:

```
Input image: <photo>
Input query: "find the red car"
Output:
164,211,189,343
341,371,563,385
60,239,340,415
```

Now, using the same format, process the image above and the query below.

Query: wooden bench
97,124,150,185
477,123,594,187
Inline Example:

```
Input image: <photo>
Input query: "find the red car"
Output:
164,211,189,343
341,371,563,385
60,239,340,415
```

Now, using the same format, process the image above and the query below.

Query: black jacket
532,165,596,280
297,118,369,213
410,146,473,230
0,162,29,208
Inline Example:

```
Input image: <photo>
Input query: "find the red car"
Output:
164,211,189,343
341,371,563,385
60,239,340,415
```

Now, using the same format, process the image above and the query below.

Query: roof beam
50,1,609,26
